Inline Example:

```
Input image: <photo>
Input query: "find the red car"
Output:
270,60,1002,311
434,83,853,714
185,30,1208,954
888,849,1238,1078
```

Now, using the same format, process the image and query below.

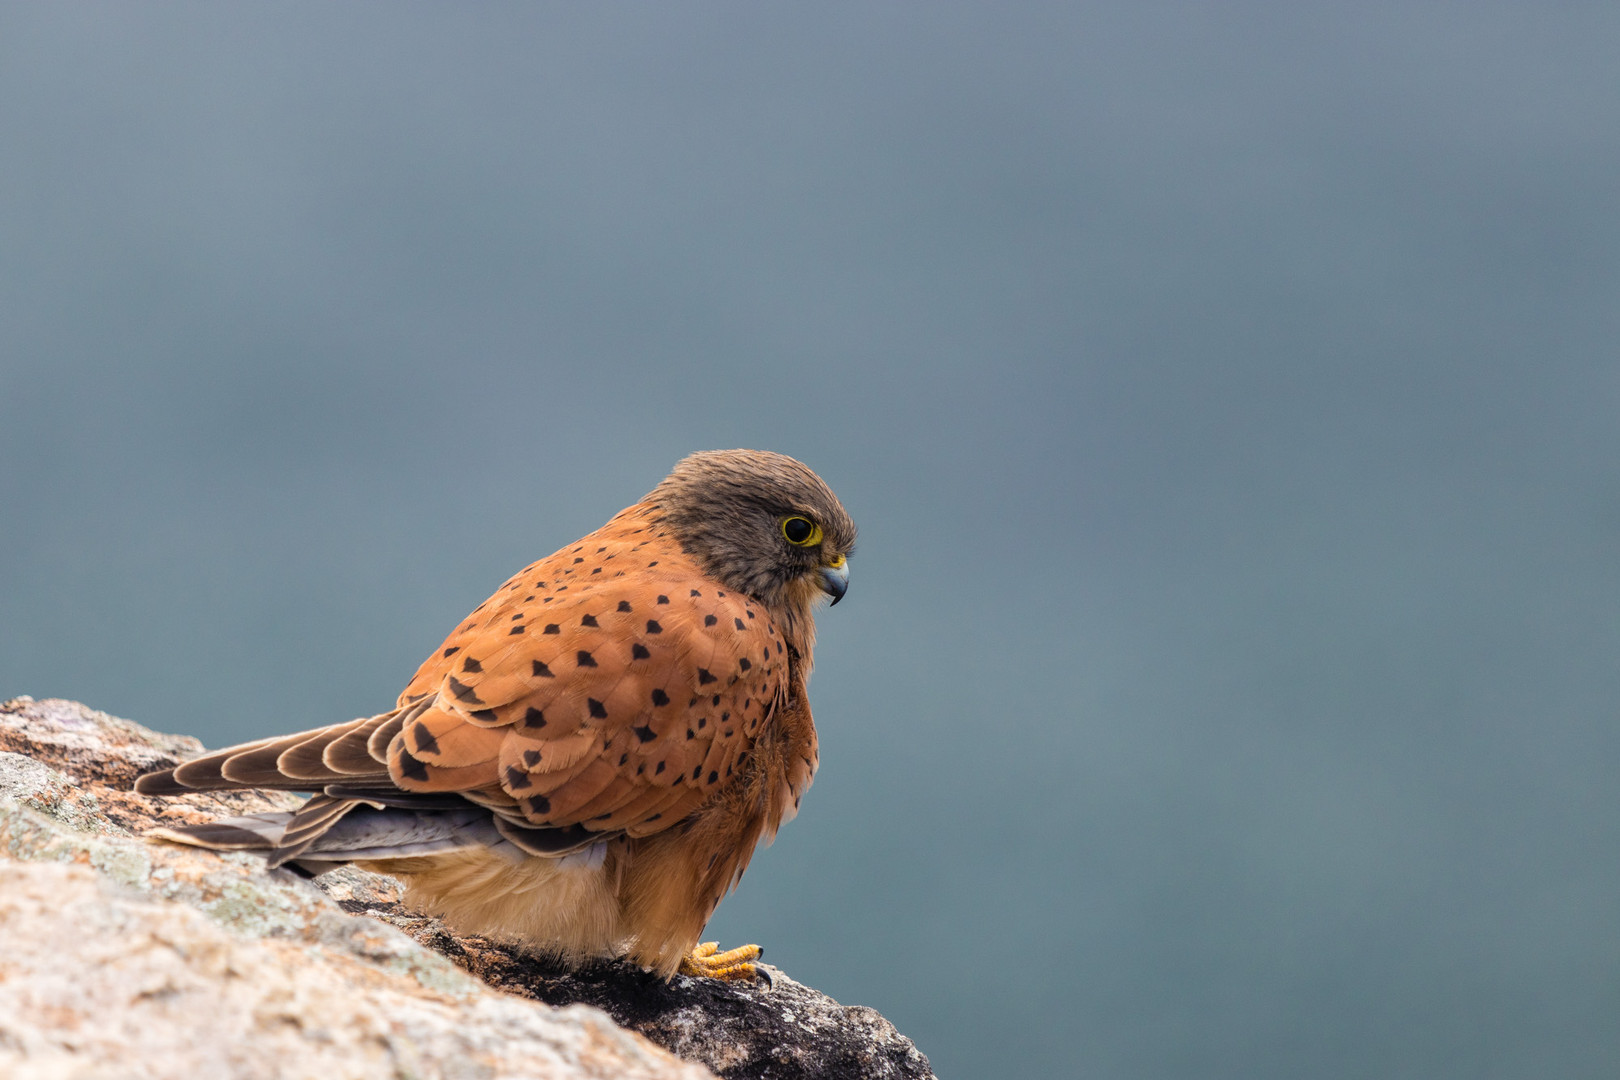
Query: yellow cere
826,552,846,568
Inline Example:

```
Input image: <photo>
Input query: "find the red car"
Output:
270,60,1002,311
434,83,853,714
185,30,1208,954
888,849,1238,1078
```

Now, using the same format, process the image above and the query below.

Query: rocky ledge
0,696,935,1080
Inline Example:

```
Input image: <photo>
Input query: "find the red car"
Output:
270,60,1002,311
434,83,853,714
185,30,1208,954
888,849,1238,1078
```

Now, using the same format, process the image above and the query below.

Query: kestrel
135,450,855,980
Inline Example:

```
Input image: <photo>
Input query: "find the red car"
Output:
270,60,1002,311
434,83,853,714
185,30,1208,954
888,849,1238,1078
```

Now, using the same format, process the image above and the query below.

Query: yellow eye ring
781,516,822,547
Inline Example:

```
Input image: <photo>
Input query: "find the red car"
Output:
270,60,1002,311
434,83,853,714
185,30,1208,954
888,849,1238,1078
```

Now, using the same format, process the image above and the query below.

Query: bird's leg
679,940,762,981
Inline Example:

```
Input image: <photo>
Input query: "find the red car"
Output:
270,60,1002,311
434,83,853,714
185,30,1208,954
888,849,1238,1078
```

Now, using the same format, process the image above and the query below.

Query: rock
0,861,699,1080
0,697,936,1080
346,906,935,1080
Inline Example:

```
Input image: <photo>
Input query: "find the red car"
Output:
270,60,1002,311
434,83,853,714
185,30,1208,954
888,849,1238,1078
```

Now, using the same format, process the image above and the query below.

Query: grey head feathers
647,449,856,614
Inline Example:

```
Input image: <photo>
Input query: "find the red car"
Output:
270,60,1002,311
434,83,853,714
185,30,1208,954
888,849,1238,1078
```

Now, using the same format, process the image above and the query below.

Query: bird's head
648,449,856,631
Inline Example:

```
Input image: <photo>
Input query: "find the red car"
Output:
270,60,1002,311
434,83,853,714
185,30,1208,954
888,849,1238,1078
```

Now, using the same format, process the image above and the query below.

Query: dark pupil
785,518,813,543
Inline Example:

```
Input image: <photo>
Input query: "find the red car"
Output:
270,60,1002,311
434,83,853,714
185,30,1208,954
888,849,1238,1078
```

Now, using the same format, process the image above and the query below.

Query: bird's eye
781,516,822,546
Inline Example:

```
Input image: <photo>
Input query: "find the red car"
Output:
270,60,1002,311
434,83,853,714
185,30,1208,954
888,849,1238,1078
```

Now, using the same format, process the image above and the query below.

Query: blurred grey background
3,5,1618,1077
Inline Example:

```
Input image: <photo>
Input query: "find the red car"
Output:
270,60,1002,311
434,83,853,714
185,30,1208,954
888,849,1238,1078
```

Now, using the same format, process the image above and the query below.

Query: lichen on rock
0,697,935,1080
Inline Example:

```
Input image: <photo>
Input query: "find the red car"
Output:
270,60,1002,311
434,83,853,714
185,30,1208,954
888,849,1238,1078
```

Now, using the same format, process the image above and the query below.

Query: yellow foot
679,941,762,981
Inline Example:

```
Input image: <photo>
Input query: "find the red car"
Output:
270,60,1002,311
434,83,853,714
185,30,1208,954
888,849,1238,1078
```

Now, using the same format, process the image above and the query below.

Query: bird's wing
137,517,792,850
391,528,790,839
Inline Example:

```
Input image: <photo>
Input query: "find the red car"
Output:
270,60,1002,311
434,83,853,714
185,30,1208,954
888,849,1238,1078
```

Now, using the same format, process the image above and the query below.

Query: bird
134,449,855,981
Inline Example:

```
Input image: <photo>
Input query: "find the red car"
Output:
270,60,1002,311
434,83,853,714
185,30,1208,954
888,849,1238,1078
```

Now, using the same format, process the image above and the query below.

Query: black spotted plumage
134,449,853,980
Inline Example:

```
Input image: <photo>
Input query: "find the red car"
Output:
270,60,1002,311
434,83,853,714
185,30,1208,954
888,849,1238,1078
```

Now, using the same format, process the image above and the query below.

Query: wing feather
385,521,789,834
138,511,793,853
276,718,375,780
324,706,421,773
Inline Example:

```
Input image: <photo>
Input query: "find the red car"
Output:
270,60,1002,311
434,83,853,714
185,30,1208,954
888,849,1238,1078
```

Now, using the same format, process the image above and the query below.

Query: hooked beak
819,556,849,606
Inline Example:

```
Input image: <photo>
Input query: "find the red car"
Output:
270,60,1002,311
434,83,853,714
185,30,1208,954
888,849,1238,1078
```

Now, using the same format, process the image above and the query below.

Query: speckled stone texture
346,906,936,1080
0,697,936,1080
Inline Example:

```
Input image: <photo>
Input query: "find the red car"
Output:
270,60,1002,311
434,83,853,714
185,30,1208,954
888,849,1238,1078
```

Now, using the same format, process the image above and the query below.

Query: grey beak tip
820,565,849,606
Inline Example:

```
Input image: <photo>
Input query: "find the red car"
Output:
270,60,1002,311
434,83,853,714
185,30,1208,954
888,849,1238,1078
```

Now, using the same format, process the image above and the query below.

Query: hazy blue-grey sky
4,5,1618,1078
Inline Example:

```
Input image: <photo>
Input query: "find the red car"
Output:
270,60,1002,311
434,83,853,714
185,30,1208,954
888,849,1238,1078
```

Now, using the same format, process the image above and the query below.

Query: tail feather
320,785,471,810
147,813,289,851
146,803,519,871
275,795,361,860
493,815,601,857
